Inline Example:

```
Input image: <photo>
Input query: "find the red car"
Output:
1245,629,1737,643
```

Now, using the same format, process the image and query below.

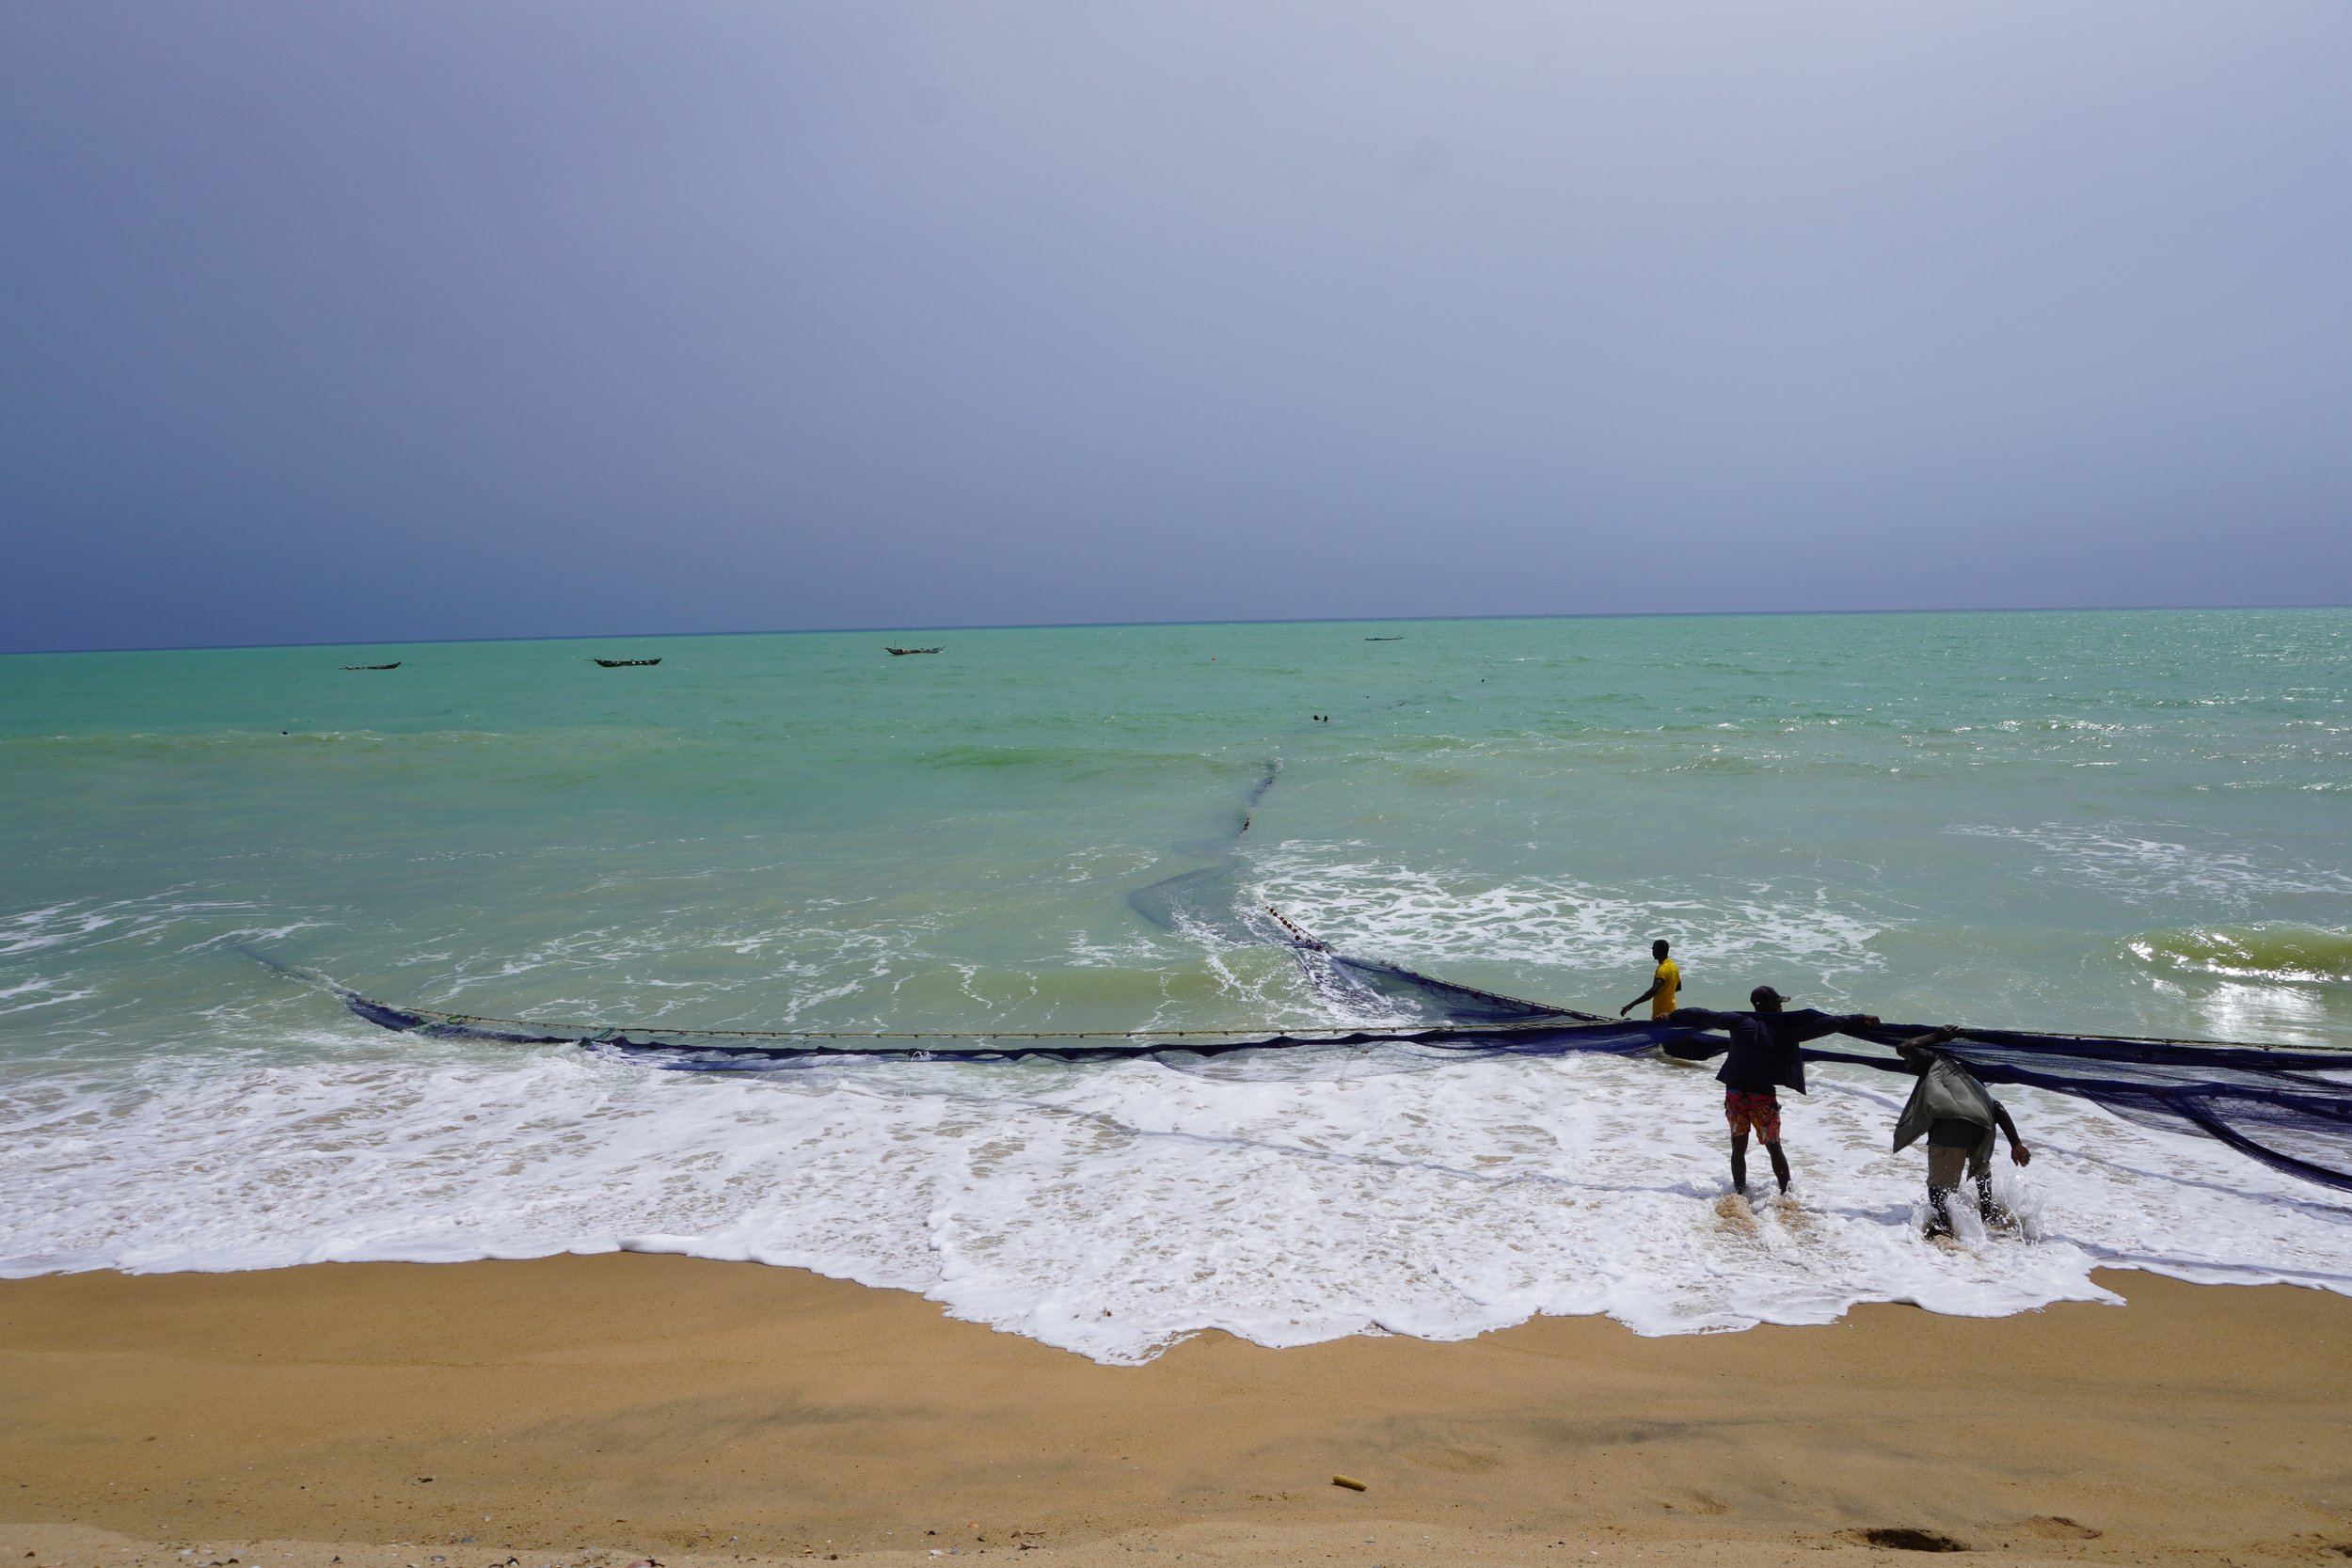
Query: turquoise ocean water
4,610,2349,1356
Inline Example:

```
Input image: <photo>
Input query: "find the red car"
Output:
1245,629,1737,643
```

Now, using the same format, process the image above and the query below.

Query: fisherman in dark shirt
1669,986,1882,1197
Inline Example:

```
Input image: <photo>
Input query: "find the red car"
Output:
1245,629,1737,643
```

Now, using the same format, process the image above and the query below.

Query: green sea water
6,610,2351,1354
7,609,2348,1054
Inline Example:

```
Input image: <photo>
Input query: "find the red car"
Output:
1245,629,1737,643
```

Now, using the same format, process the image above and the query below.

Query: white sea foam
0,895,278,958
0,977,94,1016
1248,844,1886,990
1948,823,2352,908
1,905,122,956
5,1036,2347,1362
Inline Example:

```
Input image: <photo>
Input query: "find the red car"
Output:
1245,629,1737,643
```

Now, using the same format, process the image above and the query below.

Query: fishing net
302,761,2352,1196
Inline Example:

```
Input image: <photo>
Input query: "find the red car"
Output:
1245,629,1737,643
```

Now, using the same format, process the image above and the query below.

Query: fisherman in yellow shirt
1619,939,1680,1019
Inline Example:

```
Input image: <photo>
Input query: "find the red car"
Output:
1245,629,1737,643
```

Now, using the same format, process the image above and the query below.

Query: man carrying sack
1893,1024,2032,1238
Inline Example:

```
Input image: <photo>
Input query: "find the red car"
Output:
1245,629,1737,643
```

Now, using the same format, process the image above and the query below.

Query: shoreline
8,1257,2352,1566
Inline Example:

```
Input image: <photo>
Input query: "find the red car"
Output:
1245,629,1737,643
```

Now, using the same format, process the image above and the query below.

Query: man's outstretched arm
1619,977,1664,1018
1894,1024,1964,1070
1659,1006,1740,1059
1789,1011,1883,1043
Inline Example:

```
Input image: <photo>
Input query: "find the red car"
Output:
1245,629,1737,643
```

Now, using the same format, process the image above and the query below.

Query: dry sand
6,1256,2351,1567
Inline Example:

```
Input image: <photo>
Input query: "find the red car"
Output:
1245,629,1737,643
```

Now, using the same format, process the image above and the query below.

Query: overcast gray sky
4,2,2348,651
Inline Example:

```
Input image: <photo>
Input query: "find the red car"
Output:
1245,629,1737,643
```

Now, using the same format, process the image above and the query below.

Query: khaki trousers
1927,1142,1989,1192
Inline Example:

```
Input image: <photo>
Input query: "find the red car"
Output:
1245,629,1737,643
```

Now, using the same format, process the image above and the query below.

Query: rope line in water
352,998,2332,1054
367,1006,1584,1041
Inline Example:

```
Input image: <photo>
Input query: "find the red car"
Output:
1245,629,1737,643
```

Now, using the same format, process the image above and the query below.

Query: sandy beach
6,1256,2350,1567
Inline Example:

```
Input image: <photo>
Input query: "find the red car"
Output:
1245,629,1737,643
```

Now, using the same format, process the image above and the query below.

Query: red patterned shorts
1724,1089,1782,1142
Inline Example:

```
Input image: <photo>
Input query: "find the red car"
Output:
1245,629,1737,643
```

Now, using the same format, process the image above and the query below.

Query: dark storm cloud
3,2,2348,650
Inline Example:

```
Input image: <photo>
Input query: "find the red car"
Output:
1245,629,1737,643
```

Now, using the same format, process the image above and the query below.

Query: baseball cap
1749,985,1788,1007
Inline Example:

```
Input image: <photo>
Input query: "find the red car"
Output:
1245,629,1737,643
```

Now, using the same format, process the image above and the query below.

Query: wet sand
6,1256,2351,1566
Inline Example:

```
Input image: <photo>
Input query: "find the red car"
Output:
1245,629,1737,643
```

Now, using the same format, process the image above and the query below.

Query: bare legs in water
1730,1130,1791,1196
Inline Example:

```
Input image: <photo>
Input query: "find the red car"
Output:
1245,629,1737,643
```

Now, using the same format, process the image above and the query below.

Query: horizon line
5,600,2348,658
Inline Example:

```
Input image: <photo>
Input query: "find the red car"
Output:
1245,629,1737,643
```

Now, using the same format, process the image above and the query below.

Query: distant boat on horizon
1363,636,1404,641
593,657,661,667
884,646,943,656
342,662,402,670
